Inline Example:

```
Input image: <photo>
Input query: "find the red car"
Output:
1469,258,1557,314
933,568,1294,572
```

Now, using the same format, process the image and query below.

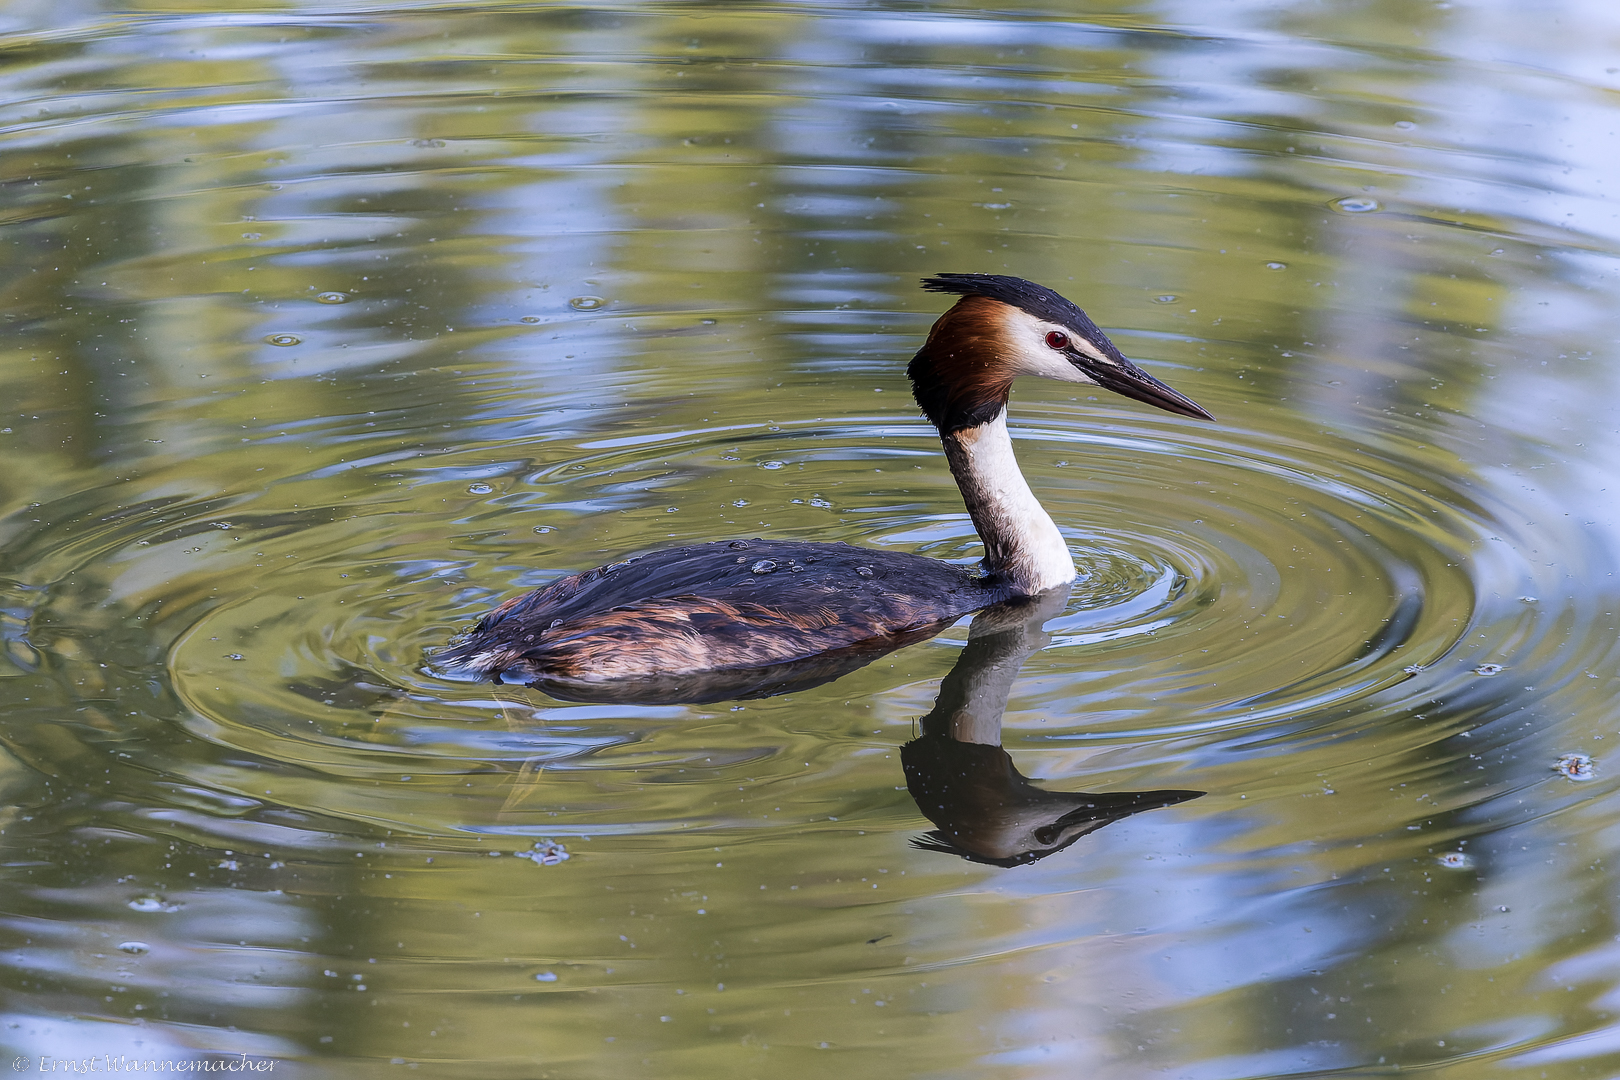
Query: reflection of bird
442,274,1213,693
902,588,1203,866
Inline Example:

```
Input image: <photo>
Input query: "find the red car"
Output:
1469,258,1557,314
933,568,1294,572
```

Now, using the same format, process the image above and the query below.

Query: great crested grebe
442,273,1213,692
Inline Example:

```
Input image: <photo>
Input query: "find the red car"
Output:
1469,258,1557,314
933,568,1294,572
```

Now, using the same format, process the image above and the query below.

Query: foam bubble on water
1331,196,1381,213
515,841,570,866
127,897,180,913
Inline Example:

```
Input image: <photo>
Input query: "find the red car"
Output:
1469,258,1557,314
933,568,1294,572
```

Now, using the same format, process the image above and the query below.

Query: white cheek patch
999,311,1097,384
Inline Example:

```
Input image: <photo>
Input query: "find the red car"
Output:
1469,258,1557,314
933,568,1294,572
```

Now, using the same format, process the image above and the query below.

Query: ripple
5,355,1599,861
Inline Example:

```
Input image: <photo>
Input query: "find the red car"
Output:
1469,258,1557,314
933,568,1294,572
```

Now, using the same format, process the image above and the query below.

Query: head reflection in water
902,588,1203,866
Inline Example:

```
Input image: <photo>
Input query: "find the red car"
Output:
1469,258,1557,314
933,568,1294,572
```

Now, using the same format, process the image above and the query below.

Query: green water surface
2,2,1620,1077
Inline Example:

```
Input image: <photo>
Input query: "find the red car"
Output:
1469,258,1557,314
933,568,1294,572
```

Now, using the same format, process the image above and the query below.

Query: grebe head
909,273,1214,432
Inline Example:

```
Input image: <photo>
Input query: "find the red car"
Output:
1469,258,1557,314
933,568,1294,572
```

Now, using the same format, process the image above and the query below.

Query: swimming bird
441,273,1212,695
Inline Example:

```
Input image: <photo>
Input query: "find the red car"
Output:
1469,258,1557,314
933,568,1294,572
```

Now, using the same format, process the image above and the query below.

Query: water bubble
1394,120,1416,130
263,333,301,347
1152,294,1179,304
241,232,261,240
751,560,777,575
224,653,245,661
535,971,558,982
315,291,348,304
1331,196,1381,214
1473,663,1503,676
759,460,785,470
520,316,541,324
1436,852,1473,869
411,138,447,148
1556,753,1595,781
701,318,718,325
1403,664,1426,675
533,526,554,534
1264,262,1287,271
127,897,180,913
809,497,832,509
467,482,494,495
569,296,606,311
1518,596,1538,603
855,566,875,578
117,941,150,955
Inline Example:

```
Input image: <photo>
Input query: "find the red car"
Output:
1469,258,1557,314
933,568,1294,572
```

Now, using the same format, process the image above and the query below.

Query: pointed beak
1083,356,1215,421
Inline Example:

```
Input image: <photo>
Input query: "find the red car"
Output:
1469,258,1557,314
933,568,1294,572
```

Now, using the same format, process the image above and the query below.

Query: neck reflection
903,587,1203,866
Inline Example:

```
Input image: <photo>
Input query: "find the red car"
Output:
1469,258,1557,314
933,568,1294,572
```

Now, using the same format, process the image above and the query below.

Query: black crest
920,273,1106,339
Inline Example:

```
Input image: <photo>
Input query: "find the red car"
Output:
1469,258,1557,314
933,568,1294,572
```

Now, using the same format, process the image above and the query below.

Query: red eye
1045,331,1069,350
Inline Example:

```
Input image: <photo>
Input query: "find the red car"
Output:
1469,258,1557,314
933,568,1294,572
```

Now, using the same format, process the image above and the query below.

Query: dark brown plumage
440,539,1014,694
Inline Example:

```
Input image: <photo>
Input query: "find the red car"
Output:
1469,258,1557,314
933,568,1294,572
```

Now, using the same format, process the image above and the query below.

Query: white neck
940,409,1075,594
